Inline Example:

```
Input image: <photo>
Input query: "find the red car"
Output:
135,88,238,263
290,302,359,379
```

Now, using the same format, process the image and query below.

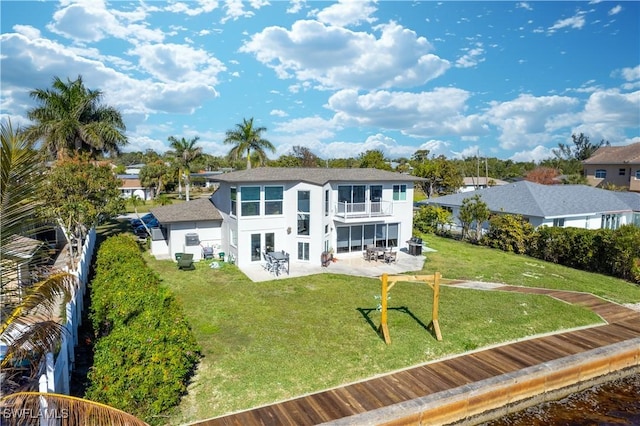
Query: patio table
268,251,289,275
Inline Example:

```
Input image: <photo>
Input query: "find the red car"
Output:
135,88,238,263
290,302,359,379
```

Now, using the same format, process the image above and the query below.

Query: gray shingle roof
213,167,424,185
583,142,640,165
150,197,222,223
422,181,640,218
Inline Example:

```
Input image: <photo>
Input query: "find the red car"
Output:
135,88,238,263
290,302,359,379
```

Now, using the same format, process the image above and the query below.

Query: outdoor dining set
364,246,397,264
262,250,290,276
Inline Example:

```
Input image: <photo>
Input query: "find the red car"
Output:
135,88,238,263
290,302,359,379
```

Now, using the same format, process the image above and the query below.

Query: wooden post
377,273,443,344
428,272,443,341
378,273,391,344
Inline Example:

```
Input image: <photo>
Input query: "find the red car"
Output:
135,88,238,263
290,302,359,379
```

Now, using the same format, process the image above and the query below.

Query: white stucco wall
167,221,222,261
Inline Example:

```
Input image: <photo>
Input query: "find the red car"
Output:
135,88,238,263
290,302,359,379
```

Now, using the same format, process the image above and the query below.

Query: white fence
39,227,96,395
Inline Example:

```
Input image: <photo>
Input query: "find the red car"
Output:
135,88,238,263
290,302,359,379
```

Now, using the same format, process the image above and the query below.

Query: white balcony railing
334,201,393,219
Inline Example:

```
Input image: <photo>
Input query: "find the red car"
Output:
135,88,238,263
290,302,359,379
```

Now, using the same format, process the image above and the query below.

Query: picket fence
38,227,96,395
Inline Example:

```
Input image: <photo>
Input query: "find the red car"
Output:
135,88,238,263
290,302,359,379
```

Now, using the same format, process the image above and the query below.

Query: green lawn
136,233,640,425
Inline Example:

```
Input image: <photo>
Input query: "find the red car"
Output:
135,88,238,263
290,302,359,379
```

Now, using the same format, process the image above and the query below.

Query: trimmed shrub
86,234,200,424
482,214,534,254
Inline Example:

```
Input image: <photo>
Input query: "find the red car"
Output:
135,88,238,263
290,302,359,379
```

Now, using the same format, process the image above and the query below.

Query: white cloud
517,2,533,11
619,65,640,82
270,109,288,117
548,12,587,33
581,89,640,127
287,0,305,14
240,20,450,90
164,0,219,16
314,0,377,27
509,145,554,163
456,43,485,68
484,94,580,150
12,25,41,39
48,1,165,43
221,0,268,23
327,88,484,138
128,43,226,84
608,5,622,15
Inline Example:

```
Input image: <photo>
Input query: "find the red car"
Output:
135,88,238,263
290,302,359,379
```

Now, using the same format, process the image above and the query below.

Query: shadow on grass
357,306,437,342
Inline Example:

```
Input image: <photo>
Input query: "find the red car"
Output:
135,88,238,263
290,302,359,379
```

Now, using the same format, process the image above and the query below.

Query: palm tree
1,120,144,422
167,136,203,201
0,392,148,425
224,117,275,169
23,75,127,160
1,119,78,392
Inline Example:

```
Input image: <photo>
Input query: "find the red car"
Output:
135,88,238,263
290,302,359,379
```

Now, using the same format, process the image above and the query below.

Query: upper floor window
264,186,283,215
393,184,407,201
370,185,382,202
230,187,237,216
619,168,626,176
325,189,329,216
636,170,640,180
298,190,310,235
241,186,260,216
595,169,606,179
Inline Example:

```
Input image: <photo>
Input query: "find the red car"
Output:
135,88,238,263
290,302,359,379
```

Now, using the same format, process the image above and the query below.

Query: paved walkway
190,283,640,426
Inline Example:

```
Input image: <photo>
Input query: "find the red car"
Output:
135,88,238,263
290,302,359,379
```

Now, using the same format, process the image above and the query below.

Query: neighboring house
190,171,226,190
204,168,421,268
420,180,640,233
118,174,155,201
583,142,640,192
150,197,223,261
0,235,44,304
124,163,146,175
459,176,508,193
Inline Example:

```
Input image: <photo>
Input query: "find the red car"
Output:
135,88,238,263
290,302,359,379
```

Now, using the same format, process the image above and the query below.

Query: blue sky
1,1,638,162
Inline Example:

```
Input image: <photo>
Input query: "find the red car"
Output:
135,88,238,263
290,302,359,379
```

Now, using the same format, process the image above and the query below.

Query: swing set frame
378,272,442,344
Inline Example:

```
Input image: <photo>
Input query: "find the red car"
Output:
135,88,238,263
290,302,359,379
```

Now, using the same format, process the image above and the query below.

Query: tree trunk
246,149,252,169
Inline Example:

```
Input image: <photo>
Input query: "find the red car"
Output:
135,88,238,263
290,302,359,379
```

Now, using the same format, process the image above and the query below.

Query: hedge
483,218,640,284
86,234,200,424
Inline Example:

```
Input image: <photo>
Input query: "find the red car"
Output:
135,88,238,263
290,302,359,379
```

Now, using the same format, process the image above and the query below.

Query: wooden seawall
191,285,640,426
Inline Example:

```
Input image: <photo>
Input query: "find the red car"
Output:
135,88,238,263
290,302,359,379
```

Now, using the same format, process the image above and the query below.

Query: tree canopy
224,117,275,169
24,75,127,160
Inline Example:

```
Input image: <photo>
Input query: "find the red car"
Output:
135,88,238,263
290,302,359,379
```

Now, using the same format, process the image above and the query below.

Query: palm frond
0,392,149,426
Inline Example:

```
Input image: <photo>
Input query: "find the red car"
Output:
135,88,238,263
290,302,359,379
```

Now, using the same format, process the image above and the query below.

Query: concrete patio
239,248,431,282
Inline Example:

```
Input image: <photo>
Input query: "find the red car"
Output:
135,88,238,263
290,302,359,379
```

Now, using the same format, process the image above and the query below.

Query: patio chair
177,253,195,270
364,246,377,262
384,250,397,264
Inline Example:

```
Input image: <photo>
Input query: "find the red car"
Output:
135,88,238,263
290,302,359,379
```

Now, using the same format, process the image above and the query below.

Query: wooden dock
191,285,640,426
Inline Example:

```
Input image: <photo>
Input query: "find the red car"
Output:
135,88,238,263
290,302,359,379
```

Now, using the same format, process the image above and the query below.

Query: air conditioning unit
185,233,200,246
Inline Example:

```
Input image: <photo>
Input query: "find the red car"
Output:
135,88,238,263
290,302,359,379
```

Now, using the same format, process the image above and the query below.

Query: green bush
482,214,534,254
87,234,201,424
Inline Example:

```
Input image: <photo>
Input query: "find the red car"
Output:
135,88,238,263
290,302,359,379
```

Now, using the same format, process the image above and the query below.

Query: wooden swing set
378,272,442,344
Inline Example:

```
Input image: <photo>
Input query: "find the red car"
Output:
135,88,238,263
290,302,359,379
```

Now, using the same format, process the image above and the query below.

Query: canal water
483,373,640,426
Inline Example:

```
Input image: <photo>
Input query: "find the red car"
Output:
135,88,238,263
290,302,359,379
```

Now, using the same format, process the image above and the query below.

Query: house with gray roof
419,181,640,233
150,197,223,261
583,142,640,192
198,167,422,268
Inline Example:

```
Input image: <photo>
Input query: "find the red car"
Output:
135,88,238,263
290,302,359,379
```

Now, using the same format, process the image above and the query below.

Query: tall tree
412,155,463,198
524,166,560,185
459,194,490,241
167,136,203,201
23,75,127,160
139,160,171,196
553,133,609,161
44,154,125,264
0,120,77,394
358,149,392,170
224,117,275,169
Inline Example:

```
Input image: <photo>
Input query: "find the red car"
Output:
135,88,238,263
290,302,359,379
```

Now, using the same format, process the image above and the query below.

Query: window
336,223,399,253
337,185,366,213
230,187,237,216
298,242,309,261
595,169,606,179
393,184,407,201
636,170,640,180
601,214,621,230
619,168,626,176
298,190,310,235
324,190,329,216
370,185,383,213
265,186,283,215
230,228,237,247
553,218,565,227
241,186,260,216
251,233,261,261
265,233,275,253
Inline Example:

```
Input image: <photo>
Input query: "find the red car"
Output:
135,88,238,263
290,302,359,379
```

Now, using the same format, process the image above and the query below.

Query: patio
239,248,430,282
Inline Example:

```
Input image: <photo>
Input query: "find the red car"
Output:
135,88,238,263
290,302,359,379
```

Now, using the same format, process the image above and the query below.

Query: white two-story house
209,168,421,268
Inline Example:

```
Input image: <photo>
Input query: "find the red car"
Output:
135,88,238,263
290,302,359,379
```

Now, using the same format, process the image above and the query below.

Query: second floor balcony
334,200,393,221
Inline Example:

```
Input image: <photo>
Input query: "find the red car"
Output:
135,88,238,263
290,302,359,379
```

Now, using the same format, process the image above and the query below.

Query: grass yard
139,234,640,425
